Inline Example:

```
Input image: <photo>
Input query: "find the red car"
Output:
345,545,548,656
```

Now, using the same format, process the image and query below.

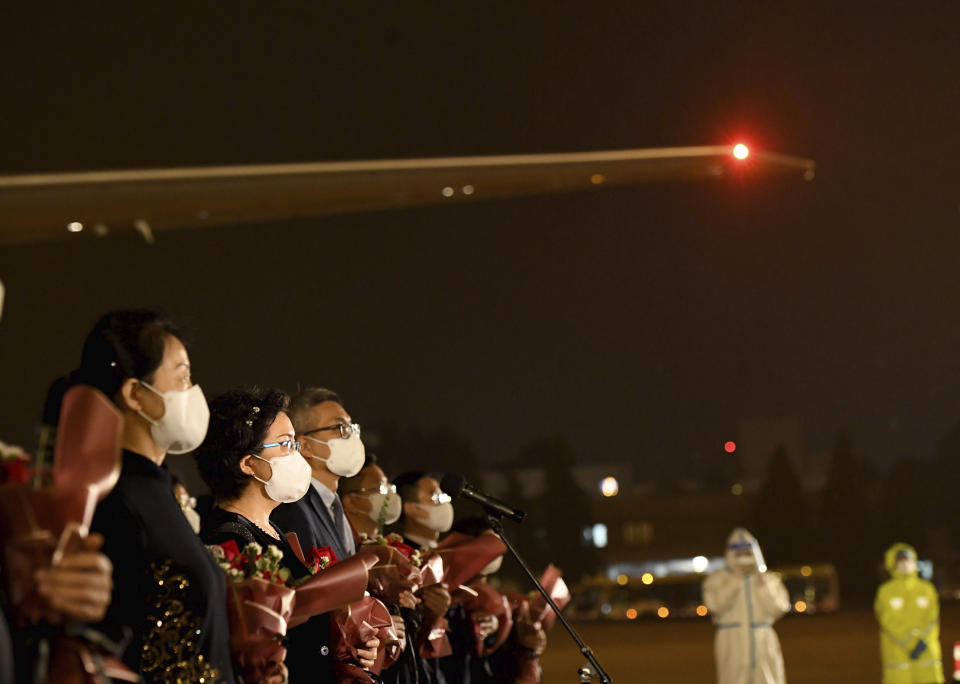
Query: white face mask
304,434,365,477
137,381,209,454
251,452,313,503
419,501,454,533
368,491,402,526
895,558,917,575
480,555,503,576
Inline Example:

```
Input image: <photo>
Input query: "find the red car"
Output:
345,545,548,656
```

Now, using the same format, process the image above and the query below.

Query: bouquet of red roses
208,540,296,684
284,543,398,681
330,594,400,684
0,440,31,485
286,548,377,627
502,597,547,684
209,539,380,682
429,531,507,594
463,581,513,657
360,533,423,606
529,564,570,630
0,385,137,682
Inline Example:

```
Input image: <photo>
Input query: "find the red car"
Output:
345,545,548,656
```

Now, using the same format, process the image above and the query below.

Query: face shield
725,528,767,572
894,549,917,576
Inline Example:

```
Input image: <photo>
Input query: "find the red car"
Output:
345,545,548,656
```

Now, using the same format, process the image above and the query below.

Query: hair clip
109,361,117,368
245,406,261,427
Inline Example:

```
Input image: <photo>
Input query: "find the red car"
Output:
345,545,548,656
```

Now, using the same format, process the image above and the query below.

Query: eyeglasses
429,491,452,505
260,440,302,455
303,422,361,440
351,483,397,496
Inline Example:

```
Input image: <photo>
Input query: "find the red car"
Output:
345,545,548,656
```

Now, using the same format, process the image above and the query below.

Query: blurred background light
592,523,608,548
599,476,619,497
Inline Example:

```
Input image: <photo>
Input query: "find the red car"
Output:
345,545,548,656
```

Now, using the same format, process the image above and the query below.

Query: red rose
388,540,416,560
0,458,30,484
220,540,241,562
308,545,338,573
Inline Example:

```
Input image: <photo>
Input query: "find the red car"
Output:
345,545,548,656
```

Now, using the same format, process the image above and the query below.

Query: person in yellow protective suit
702,528,791,684
874,543,944,683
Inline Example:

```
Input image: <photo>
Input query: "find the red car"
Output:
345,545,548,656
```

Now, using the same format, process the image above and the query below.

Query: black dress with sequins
91,450,236,684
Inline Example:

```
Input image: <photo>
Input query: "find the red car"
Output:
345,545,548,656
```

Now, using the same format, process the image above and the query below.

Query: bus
567,563,839,621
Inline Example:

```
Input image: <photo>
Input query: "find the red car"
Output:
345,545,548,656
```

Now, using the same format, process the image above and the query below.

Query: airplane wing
0,145,814,246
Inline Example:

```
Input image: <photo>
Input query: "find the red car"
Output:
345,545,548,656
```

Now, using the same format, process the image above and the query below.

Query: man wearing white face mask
395,471,455,551
342,458,422,684
395,471,459,684
340,457,404,540
273,387,366,563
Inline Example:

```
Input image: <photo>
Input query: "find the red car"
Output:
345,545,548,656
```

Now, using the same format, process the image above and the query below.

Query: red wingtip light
732,144,750,160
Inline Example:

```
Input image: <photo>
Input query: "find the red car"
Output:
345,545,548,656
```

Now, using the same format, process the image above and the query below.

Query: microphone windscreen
440,472,467,499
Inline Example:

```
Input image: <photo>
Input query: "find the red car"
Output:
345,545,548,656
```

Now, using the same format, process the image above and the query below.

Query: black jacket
272,485,352,562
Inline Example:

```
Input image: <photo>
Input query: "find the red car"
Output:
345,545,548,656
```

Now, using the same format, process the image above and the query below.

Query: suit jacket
272,485,352,561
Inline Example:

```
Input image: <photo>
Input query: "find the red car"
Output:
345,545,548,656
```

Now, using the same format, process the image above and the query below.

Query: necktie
330,496,354,556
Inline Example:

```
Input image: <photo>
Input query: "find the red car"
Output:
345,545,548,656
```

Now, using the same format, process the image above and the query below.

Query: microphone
440,473,526,524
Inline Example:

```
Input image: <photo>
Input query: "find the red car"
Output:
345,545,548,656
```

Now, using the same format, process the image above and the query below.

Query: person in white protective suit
702,528,791,684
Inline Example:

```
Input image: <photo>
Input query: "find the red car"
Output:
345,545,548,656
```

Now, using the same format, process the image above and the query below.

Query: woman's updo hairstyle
193,387,290,503
75,308,186,400
43,309,185,427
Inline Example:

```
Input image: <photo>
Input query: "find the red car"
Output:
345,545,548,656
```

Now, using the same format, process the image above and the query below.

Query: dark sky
1,2,958,475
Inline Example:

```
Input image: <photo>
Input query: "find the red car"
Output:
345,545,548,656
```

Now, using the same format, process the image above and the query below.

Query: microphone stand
485,512,613,683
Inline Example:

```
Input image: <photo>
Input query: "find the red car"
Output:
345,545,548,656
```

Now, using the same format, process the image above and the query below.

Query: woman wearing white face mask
75,310,237,684
194,387,379,684
340,460,420,684
193,388,313,549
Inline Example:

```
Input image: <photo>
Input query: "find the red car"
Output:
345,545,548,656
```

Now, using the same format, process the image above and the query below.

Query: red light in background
724,441,737,453
732,143,749,160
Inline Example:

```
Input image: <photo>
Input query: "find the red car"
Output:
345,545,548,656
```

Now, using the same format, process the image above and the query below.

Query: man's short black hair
193,387,289,503
394,470,442,526
394,470,429,504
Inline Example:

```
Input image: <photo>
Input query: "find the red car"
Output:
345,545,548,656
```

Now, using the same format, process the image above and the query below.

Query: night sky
1,2,958,477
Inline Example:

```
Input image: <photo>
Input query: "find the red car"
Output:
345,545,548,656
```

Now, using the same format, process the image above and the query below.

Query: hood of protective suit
724,527,767,572
884,542,918,578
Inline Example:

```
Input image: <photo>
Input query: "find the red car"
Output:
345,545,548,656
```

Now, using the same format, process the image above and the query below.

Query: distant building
480,466,753,572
